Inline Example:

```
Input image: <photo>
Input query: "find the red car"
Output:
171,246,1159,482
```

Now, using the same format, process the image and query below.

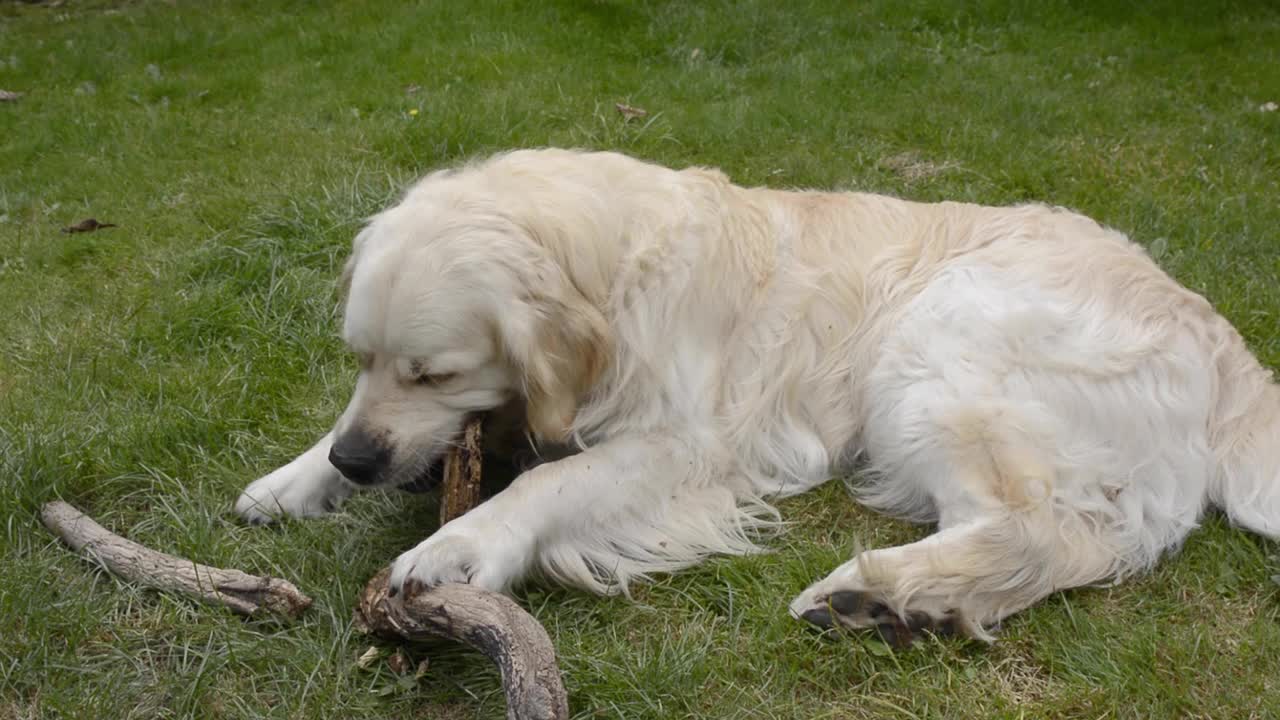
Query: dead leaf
356,646,381,670
62,218,117,234
414,659,430,679
387,650,410,675
615,102,648,122
404,84,422,94
0,90,22,102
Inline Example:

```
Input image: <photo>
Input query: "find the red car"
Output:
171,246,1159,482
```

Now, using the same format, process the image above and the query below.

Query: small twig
614,102,648,122
40,500,312,619
440,416,484,525
355,568,569,720
61,218,117,234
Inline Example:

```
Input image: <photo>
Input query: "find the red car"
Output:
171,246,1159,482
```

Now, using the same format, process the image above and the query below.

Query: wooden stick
360,416,568,719
41,500,312,619
355,568,569,720
440,416,485,525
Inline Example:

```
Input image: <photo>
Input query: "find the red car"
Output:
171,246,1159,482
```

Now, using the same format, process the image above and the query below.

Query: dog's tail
1206,326,1280,539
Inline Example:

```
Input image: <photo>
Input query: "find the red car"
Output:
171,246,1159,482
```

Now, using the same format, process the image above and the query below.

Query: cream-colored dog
235,148,1280,642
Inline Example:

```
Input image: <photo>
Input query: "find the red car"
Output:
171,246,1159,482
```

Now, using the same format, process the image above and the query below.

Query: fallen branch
355,568,568,720
353,415,568,719
40,500,312,619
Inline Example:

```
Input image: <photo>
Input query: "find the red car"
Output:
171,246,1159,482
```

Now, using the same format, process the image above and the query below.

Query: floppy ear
501,280,612,443
338,225,374,298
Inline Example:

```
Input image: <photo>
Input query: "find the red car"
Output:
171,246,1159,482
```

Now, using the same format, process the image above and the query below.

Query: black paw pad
882,611,967,647
931,615,960,638
875,610,964,648
871,610,937,648
875,619,913,648
800,607,835,629
828,590,868,616
867,601,892,619
906,611,932,632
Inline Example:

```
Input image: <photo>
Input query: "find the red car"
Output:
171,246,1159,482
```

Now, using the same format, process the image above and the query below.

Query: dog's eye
416,372,458,387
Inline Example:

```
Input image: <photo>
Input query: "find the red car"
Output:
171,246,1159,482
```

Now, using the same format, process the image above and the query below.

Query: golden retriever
235,148,1280,642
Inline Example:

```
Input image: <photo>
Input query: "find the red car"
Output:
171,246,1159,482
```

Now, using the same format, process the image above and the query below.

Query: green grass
3,0,1280,717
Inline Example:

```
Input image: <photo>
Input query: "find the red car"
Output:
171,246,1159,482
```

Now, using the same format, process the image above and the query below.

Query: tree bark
440,416,485,525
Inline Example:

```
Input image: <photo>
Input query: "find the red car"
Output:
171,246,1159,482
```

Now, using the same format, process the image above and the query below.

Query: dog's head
326,168,611,488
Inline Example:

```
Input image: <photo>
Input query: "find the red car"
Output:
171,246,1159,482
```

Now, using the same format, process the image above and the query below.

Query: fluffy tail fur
1207,332,1280,539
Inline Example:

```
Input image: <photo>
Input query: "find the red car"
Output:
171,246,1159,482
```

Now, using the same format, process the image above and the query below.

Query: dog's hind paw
790,588,964,647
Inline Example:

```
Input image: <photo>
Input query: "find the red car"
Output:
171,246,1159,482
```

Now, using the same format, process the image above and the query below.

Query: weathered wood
440,416,485,525
364,415,568,718
355,567,569,720
40,500,312,619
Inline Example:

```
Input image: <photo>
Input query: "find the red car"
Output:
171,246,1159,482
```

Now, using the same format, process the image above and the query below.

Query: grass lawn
3,0,1280,717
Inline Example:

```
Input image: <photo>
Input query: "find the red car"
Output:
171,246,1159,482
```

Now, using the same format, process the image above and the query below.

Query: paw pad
798,590,964,648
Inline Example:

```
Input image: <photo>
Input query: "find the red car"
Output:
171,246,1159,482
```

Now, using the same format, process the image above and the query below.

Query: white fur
235,148,1280,637
235,431,350,523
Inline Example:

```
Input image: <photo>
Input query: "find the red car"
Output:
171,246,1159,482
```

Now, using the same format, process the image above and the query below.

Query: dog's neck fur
500,155,933,323
465,150,1016,486
480,153,935,476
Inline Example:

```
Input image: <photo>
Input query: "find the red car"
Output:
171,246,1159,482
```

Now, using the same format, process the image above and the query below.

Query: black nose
328,431,389,485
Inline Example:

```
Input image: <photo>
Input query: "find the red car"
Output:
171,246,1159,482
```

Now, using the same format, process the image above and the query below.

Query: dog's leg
234,431,353,524
791,405,1123,644
788,512,1119,645
387,434,762,595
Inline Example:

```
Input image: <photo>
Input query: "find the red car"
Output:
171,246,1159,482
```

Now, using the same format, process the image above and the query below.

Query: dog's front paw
388,520,532,596
234,465,350,525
